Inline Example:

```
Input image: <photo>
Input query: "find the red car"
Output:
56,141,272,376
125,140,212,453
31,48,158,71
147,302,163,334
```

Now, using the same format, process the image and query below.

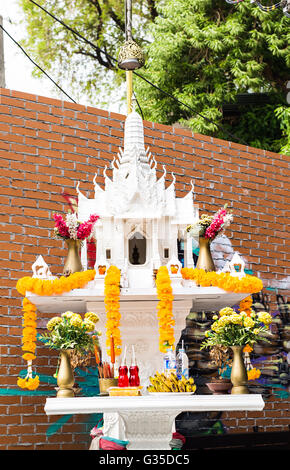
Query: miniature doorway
129,232,146,265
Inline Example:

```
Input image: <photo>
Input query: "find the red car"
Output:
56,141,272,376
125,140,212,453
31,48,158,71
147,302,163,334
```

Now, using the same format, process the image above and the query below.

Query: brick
0,87,289,451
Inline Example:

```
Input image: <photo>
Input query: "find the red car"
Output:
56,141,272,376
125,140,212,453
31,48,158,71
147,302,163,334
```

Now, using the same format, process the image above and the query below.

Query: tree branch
147,0,158,20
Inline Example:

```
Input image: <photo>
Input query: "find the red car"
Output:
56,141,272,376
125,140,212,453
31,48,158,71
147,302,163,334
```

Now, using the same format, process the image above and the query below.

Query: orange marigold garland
180,268,263,294
156,266,175,353
104,266,122,359
243,341,261,381
16,269,96,297
17,297,40,390
239,295,253,317
16,269,96,391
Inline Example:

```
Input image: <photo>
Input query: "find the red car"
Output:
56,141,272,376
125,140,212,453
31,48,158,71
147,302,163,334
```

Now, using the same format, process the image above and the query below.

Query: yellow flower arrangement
39,311,100,352
156,266,175,353
180,268,263,294
201,306,273,349
104,266,122,359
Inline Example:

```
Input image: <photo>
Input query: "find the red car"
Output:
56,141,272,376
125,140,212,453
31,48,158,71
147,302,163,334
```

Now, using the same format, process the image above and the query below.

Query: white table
45,394,265,450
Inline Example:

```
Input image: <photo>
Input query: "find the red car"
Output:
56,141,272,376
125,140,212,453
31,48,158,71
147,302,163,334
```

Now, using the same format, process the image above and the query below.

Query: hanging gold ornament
118,40,145,70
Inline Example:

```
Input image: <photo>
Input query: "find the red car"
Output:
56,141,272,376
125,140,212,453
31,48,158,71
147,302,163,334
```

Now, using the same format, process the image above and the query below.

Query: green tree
134,0,290,153
19,0,290,153
18,0,158,105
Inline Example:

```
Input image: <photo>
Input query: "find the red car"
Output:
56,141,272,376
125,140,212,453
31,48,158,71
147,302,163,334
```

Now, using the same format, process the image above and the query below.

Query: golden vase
196,237,215,272
230,346,249,394
63,239,83,277
57,350,75,398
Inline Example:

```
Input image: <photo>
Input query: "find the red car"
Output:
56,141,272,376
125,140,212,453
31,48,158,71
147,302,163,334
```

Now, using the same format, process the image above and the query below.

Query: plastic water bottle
176,340,189,379
163,347,176,377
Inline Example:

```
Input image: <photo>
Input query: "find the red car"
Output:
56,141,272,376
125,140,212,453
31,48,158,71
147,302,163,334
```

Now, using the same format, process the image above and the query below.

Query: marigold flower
247,368,261,381
257,311,272,325
104,266,122,358
85,311,99,324
156,266,175,353
219,307,235,317
62,311,75,318
229,314,243,325
47,316,62,331
243,317,255,328
70,314,83,328
83,320,95,332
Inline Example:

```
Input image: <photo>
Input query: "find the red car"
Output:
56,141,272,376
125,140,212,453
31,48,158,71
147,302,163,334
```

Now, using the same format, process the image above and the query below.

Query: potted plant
187,205,233,272
39,310,101,397
205,345,233,394
53,212,99,276
201,306,273,394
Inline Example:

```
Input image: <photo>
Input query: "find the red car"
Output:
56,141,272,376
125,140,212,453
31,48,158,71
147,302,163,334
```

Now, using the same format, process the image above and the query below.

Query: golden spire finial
118,1,145,115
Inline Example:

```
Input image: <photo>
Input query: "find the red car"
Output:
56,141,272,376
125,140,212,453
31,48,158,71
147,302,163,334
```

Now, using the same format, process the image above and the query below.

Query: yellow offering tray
108,386,142,396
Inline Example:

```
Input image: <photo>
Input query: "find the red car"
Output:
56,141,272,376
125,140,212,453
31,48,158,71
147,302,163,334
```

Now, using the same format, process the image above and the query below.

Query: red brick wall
0,87,289,449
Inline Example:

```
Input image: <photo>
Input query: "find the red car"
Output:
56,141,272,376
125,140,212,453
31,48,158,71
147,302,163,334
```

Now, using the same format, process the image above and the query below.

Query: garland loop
156,266,175,353
104,266,122,359
181,268,263,294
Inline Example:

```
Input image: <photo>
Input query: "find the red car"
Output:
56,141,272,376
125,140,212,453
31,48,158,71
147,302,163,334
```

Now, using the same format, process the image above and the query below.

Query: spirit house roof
77,110,196,223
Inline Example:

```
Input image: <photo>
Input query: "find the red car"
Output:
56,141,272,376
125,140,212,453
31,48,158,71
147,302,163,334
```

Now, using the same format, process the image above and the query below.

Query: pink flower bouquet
187,205,233,241
53,212,99,241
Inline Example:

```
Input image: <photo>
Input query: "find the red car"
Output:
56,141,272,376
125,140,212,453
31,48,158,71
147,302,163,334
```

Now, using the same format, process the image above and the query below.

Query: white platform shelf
26,286,249,314
44,394,265,450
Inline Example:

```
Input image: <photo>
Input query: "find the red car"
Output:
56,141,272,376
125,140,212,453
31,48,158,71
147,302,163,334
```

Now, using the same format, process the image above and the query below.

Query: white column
170,223,178,259
94,220,104,268
80,239,88,271
114,218,125,268
184,233,195,268
151,218,161,268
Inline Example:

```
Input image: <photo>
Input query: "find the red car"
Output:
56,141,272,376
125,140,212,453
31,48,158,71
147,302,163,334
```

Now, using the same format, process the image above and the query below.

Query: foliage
135,0,290,153
201,306,273,348
18,0,290,153
18,0,158,104
39,311,100,354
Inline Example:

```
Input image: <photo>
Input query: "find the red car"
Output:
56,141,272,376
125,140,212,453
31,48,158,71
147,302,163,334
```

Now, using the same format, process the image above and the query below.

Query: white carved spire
117,110,151,172
124,110,145,150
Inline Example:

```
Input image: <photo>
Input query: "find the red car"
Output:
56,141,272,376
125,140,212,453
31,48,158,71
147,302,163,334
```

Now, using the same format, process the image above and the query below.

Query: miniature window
129,232,146,265
106,249,111,260
164,248,169,259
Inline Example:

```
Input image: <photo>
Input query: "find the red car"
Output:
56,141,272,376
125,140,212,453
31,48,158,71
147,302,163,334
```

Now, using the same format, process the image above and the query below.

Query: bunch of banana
147,372,196,393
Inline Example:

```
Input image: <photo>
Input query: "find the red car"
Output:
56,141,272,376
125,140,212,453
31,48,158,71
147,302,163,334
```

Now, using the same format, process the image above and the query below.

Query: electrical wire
28,0,250,146
225,0,289,16
0,23,76,103
254,0,286,12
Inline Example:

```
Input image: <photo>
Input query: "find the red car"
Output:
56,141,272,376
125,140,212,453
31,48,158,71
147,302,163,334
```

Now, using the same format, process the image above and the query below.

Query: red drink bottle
129,365,140,386
118,345,129,387
118,365,129,387
129,345,140,386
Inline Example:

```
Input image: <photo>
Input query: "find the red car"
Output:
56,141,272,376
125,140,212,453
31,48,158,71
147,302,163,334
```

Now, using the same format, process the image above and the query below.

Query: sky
0,0,125,112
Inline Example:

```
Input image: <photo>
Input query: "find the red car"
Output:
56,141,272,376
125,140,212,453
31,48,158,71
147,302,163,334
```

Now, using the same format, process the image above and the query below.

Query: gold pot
230,346,249,394
99,378,118,395
63,239,83,277
57,350,75,398
196,237,215,272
